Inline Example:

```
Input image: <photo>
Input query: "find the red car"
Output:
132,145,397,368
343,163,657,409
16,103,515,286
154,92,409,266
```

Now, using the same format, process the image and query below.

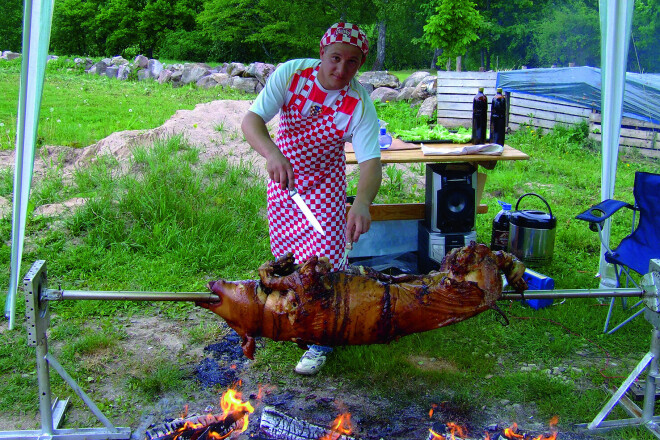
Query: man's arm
346,157,382,243
241,111,294,190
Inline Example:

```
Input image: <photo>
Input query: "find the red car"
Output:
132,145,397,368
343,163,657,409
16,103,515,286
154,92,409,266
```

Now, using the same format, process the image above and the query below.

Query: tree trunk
372,20,387,71
431,48,442,70
446,58,451,71
456,55,462,72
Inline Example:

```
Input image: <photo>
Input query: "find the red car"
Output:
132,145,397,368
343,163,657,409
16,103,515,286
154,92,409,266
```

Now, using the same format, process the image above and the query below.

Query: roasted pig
199,242,527,359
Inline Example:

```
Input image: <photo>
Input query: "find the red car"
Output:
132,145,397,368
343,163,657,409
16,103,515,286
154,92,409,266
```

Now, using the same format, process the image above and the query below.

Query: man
241,22,382,375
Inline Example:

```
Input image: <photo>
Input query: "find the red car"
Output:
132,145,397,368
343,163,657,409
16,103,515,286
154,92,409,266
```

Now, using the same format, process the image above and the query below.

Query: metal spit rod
42,287,643,303
43,288,217,302
501,287,642,300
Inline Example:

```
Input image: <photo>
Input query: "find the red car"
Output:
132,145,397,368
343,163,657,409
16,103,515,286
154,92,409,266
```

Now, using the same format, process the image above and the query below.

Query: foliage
632,0,660,72
532,0,600,67
37,0,660,72
0,0,23,53
423,0,482,68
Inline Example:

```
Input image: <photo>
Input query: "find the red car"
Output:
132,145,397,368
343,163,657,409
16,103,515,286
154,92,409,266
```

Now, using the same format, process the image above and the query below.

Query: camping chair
576,171,660,334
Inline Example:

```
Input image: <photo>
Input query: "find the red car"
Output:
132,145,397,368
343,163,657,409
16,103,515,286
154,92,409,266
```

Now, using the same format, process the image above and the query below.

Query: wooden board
345,144,529,164
346,203,488,221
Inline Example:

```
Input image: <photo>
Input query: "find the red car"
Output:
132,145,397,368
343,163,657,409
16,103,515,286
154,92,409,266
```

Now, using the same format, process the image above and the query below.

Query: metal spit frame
1,258,659,440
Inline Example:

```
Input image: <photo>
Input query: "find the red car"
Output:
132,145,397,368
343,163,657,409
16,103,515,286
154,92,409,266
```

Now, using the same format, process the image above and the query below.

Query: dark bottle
490,200,512,251
490,87,506,146
471,87,488,144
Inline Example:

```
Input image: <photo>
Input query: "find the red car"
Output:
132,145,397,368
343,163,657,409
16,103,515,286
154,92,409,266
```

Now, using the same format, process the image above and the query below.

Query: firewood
259,406,355,440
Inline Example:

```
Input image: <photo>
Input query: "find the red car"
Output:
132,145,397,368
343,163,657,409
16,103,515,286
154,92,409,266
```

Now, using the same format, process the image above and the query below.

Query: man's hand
346,201,371,243
242,111,294,190
346,157,382,243
265,149,295,190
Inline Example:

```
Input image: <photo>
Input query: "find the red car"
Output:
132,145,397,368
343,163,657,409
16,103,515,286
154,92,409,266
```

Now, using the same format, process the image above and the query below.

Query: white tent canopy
3,0,636,325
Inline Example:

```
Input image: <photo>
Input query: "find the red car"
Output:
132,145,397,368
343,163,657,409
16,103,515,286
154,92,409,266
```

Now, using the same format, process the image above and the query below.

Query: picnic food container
508,193,556,265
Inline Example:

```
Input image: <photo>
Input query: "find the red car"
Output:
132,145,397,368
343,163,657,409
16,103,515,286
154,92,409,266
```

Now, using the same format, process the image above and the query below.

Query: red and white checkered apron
267,65,353,270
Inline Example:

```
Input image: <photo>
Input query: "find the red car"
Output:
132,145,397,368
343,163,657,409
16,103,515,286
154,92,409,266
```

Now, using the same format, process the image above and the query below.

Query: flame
503,422,525,439
319,413,353,440
429,403,438,418
428,422,467,440
428,428,445,440
484,432,491,440
219,388,254,434
530,416,559,440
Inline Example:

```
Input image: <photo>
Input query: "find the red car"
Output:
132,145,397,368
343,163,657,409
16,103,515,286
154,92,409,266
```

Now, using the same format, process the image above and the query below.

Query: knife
289,188,325,236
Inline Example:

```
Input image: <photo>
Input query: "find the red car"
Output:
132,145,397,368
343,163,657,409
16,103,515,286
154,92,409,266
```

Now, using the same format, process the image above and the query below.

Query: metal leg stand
0,260,131,440
577,260,660,438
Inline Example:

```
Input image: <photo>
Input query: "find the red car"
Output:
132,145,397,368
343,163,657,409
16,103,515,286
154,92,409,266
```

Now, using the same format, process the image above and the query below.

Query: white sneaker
294,347,327,375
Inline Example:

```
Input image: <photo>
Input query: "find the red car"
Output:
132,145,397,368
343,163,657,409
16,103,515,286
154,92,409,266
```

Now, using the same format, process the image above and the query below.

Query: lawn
1,57,660,439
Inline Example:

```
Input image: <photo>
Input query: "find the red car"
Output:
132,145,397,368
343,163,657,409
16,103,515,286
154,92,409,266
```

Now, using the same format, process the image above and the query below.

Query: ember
429,421,469,440
145,387,254,440
426,417,559,440
319,413,353,440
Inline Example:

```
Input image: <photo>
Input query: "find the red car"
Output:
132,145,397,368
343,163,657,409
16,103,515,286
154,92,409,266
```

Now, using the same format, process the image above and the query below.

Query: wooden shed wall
435,70,660,157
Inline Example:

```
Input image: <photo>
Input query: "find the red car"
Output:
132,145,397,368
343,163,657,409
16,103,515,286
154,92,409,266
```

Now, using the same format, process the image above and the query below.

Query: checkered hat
320,22,369,59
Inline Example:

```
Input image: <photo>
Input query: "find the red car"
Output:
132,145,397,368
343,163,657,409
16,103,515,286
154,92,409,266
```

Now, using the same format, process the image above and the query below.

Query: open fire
147,386,560,440
145,387,254,440
428,417,559,440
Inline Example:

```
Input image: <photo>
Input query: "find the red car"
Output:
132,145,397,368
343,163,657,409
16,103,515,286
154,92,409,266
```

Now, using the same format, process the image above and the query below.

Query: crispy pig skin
200,242,527,359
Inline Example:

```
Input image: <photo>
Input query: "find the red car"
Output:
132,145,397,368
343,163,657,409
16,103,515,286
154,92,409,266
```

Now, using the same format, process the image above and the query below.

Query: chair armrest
575,199,635,224
575,199,637,223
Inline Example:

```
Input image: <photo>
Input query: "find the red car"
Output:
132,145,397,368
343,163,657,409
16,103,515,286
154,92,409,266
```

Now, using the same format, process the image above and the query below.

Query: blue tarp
497,66,660,125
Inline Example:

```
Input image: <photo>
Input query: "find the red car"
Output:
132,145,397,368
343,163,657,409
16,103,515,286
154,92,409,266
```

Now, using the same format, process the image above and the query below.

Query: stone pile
2,51,438,117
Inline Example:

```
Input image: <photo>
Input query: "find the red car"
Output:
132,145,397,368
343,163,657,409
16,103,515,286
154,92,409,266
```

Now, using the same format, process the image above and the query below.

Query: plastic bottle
490,200,512,251
378,120,392,150
490,87,506,146
471,87,488,145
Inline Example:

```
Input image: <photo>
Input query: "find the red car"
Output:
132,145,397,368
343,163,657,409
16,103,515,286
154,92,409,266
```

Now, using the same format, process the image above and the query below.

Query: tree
423,0,482,70
632,0,660,72
0,0,23,52
532,0,599,67
51,0,102,55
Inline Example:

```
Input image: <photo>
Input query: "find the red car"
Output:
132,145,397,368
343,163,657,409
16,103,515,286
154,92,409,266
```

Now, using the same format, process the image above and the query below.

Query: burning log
199,242,527,359
259,406,355,440
145,388,254,440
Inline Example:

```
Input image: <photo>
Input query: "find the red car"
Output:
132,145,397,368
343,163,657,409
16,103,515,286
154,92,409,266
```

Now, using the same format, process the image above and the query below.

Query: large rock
148,59,164,78
111,56,129,66
137,69,154,81
226,62,247,77
134,55,149,68
246,62,275,85
91,61,107,76
106,66,119,79
117,65,131,80
181,64,210,85
412,76,437,100
358,71,400,89
231,77,259,93
158,69,173,84
402,71,432,88
370,87,399,103
2,51,21,60
417,96,437,118
396,87,415,101
197,75,220,89
210,73,232,87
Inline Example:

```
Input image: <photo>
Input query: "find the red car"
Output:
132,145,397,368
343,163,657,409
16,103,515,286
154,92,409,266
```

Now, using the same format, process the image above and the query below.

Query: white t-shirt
249,59,380,164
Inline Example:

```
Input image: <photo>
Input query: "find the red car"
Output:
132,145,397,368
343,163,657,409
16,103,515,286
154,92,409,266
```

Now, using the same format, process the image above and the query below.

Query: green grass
0,57,252,149
1,64,660,438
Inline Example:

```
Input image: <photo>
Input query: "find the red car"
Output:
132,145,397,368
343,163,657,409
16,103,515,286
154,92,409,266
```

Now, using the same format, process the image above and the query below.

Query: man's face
318,43,364,90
